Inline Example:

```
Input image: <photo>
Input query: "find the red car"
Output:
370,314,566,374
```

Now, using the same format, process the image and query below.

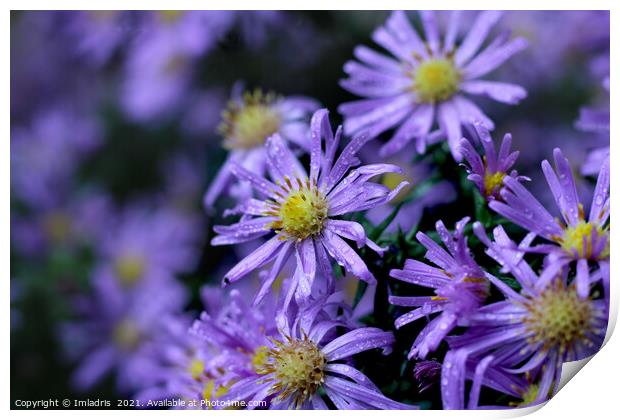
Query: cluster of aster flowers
11,10,610,411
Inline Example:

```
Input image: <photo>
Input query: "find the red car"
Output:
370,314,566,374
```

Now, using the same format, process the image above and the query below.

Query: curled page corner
558,356,594,392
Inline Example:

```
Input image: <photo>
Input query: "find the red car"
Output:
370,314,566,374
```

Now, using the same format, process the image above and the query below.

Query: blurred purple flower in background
576,77,610,176
339,10,527,160
90,204,201,298
120,11,234,123
61,278,187,393
63,11,135,67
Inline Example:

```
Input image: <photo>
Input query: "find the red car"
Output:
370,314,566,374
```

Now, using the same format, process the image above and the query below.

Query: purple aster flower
63,11,134,66
11,106,102,208
459,122,529,200
204,86,320,207
339,10,527,160
11,190,112,257
61,277,187,392
576,77,610,176
489,148,610,298
221,292,415,409
389,217,489,359
120,11,233,122
91,204,201,298
132,286,276,408
211,109,409,309
440,224,607,409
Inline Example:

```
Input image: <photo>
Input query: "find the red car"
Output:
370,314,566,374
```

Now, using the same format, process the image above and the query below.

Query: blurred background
10,10,609,407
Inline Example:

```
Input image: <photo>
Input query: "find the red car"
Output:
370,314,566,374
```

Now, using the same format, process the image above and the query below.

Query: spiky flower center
255,336,326,407
524,283,593,351
560,220,609,259
266,177,328,241
114,255,145,287
219,90,282,150
252,346,271,371
413,59,461,103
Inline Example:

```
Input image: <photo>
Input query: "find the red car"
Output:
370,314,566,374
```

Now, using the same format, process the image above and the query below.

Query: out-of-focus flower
11,107,102,207
441,226,607,409
339,10,527,160
91,204,201,298
212,109,408,309
232,10,286,49
500,11,608,88
61,278,187,392
576,77,610,176
11,107,105,255
389,217,489,359
459,122,528,200
204,87,319,208
490,148,610,298
221,292,415,409
63,11,135,66
11,190,112,257
120,11,234,122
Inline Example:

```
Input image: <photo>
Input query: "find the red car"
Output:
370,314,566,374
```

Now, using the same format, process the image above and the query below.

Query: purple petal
461,80,527,105
323,327,394,360
222,234,287,285
455,11,503,66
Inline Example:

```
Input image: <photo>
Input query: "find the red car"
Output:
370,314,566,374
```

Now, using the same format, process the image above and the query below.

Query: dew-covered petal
322,327,394,360
222,234,287,285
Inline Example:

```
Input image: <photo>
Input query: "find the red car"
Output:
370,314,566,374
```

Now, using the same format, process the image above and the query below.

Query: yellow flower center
483,171,506,197
524,282,594,351
188,359,205,380
413,59,461,103
252,346,271,372
266,177,328,241
382,172,412,204
42,211,71,243
219,90,282,150
114,255,145,287
255,336,326,407
560,220,609,259
159,10,184,23
113,319,142,351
